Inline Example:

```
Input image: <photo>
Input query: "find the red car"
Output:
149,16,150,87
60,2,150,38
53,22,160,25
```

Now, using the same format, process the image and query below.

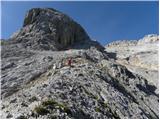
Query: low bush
34,105,49,115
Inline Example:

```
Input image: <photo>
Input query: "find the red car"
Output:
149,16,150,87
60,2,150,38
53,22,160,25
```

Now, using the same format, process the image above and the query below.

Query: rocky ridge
105,34,159,92
1,8,159,119
8,8,103,51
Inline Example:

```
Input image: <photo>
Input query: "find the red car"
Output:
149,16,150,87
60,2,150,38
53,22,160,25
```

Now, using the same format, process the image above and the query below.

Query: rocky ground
1,8,159,119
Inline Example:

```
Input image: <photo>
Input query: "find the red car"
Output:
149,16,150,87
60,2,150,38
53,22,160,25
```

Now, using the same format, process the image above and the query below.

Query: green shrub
35,99,71,116
42,99,71,114
103,102,108,108
95,107,101,112
34,105,49,115
42,99,57,106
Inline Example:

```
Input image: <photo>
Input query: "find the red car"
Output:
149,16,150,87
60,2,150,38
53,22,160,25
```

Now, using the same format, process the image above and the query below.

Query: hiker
67,57,72,67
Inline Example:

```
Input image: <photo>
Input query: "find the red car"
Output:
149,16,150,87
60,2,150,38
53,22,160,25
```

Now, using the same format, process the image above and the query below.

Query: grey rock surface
1,8,159,119
105,34,159,92
9,8,104,51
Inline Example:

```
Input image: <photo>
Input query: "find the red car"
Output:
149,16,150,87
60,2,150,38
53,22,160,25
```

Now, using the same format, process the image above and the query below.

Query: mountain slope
1,8,159,119
105,34,159,92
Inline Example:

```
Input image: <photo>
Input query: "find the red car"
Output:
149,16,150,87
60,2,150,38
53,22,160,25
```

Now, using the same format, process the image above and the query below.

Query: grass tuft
95,107,101,112
34,105,49,115
42,99,57,106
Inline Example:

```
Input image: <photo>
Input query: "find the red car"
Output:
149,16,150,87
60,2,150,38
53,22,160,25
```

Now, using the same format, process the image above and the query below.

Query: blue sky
1,1,159,45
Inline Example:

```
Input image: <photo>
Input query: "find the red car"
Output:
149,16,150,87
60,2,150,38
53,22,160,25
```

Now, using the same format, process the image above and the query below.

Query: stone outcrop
9,8,103,51
1,8,159,119
105,34,159,92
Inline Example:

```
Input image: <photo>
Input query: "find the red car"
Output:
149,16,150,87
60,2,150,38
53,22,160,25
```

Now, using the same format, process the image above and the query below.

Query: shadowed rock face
9,8,103,51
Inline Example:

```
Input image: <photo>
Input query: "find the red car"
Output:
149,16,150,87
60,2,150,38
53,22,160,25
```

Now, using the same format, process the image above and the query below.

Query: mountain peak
23,8,62,27
9,8,103,51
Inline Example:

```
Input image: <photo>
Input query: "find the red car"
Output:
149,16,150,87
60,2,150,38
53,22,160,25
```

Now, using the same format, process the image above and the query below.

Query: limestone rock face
1,8,159,119
105,34,159,92
9,8,103,51
1,47,159,119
